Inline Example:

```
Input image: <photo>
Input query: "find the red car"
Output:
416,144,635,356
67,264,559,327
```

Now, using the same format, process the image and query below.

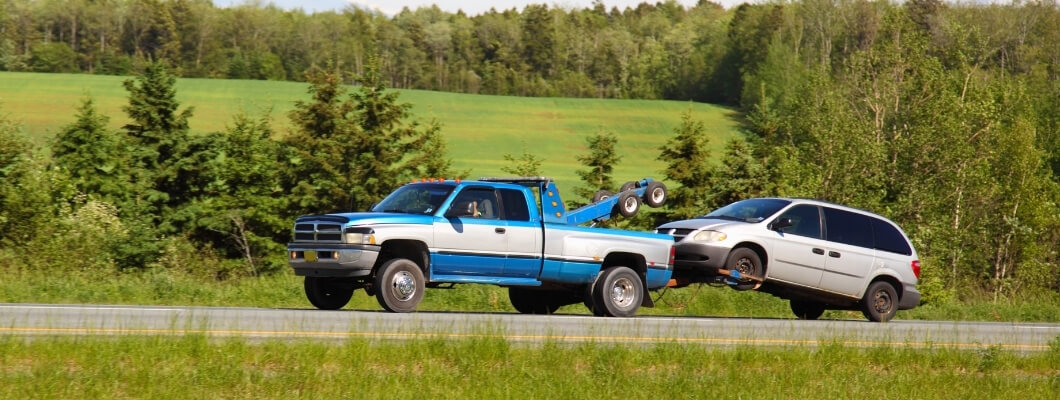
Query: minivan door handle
828,251,841,258
495,227,506,234
812,248,825,255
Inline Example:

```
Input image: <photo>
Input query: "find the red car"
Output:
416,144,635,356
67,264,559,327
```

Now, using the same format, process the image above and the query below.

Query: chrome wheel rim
610,277,636,308
390,271,416,301
623,197,637,212
650,188,665,203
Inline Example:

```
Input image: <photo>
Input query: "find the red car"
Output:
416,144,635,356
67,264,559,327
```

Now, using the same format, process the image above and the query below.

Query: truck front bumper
287,243,381,278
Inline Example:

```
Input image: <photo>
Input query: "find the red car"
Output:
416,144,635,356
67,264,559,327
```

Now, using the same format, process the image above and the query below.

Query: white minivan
656,198,921,322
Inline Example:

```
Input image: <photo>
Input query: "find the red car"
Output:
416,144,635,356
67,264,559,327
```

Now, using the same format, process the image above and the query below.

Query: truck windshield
371,184,455,215
703,198,791,223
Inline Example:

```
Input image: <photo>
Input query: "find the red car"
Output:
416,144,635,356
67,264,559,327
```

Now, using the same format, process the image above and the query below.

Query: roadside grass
1,334,1058,399
2,269,1059,322
0,71,741,189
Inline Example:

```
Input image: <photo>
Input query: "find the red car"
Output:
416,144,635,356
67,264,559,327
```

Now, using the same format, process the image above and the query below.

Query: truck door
498,188,542,278
433,187,508,276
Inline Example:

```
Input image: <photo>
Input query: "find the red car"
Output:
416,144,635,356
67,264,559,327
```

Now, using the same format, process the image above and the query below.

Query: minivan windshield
371,183,455,215
702,198,791,223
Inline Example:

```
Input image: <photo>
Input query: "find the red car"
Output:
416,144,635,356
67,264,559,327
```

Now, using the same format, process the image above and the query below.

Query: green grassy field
2,334,1058,399
0,71,741,189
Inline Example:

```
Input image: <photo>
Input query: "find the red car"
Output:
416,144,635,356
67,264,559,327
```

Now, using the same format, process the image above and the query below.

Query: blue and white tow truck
287,177,672,317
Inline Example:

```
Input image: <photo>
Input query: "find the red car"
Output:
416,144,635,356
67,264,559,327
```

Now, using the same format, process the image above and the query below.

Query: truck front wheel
374,258,425,313
304,277,354,310
592,266,644,317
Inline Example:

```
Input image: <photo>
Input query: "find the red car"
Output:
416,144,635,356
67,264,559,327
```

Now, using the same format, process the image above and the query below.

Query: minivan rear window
823,207,874,248
872,218,912,255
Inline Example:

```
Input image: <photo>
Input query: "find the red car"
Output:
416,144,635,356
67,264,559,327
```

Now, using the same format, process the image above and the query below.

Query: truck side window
499,189,530,222
450,188,498,219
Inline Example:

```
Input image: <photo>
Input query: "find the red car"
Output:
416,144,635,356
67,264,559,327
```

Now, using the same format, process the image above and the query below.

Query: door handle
828,251,841,258
495,227,506,234
812,248,824,255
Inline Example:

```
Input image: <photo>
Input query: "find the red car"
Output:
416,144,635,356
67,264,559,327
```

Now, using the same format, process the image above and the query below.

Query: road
2,303,1058,351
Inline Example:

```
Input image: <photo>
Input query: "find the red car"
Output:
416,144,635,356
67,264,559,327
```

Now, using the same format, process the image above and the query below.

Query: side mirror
771,217,793,231
446,201,476,218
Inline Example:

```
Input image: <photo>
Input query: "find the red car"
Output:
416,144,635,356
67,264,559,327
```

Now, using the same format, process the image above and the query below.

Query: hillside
0,71,742,189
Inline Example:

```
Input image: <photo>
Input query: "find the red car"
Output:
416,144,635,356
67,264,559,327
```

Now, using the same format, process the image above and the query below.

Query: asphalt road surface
2,304,1058,352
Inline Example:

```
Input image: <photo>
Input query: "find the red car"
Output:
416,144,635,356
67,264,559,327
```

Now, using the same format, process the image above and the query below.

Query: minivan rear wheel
789,300,825,320
861,281,898,322
725,247,762,291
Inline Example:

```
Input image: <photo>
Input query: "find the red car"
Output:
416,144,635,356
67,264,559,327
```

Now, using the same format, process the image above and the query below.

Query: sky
215,0,752,16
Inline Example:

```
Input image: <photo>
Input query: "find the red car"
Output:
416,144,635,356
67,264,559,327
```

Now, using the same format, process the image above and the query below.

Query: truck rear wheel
592,190,613,202
374,258,425,313
508,287,561,314
592,266,644,317
304,277,354,310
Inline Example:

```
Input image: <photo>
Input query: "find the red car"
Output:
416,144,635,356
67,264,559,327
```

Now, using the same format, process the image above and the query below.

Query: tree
572,128,621,204
501,142,543,176
52,97,133,203
284,60,457,215
122,61,196,216
657,110,712,219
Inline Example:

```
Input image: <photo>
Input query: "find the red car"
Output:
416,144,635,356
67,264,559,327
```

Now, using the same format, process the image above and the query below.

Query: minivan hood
657,217,754,231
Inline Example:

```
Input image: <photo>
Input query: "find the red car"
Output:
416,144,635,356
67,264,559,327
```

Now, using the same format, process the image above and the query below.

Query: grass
1,334,1057,399
0,71,742,190
2,269,1059,322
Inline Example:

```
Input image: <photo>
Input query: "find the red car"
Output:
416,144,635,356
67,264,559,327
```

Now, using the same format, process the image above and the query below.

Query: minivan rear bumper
899,286,921,310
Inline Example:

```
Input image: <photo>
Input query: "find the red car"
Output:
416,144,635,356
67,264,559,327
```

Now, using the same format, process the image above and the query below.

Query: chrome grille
293,222,345,242
656,228,694,242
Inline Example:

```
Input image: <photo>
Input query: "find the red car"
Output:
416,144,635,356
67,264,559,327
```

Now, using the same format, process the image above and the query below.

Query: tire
790,300,825,320
591,266,644,317
592,190,613,203
725,247,763,291
583,281,604,316
861,281,898,322
508,287,561,315
617,192,640,217
304,276,354,310
619,181,638,192
374,258,425,313
643,181,667,207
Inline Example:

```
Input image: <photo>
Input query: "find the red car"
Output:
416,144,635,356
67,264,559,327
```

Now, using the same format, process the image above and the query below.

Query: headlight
692,230,727,242
344,227,375,244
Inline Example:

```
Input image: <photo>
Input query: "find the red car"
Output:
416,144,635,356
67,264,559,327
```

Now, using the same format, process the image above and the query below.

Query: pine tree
501,142,543,177
285,60,457,214
52,97,132,203
657,110,712,219
572,128,621,205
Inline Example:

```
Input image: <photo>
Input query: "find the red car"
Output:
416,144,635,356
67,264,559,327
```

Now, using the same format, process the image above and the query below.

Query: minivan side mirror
771,217,793,231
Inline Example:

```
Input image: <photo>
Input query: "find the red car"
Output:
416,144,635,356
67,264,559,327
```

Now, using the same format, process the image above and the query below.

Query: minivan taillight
911,260,921,279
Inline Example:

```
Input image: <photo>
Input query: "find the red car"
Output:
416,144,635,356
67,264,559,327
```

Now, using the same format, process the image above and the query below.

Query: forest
1,0,1060,304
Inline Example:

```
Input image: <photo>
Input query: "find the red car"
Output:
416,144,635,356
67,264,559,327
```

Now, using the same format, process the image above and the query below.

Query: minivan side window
871,218,912,255
823,207,874,248
776,205,821,239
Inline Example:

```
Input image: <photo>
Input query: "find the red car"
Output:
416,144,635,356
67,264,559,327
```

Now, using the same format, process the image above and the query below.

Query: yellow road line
0,326,1048,351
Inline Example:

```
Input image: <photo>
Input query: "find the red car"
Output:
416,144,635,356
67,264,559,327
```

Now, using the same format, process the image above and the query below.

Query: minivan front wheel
725,248,763,291
861,281,898,322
